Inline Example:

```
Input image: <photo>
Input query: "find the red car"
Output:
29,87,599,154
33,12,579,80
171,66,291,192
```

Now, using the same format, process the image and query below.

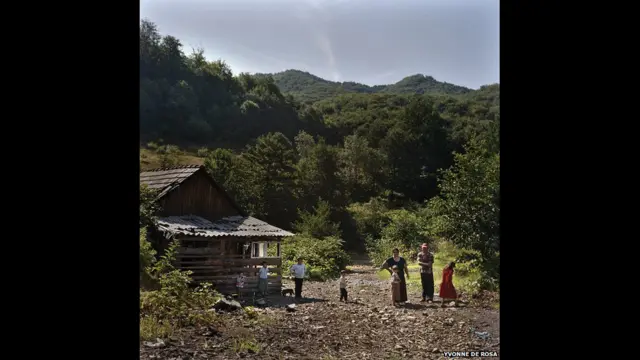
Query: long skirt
391,282,402,303
398,280,408,302
439,280,457,299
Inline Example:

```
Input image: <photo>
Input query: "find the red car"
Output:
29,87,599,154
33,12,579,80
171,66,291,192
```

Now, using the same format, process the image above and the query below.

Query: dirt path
141,265,500,360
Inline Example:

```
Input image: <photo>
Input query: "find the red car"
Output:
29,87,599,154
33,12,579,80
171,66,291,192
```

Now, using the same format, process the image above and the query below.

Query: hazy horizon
141,0,499,89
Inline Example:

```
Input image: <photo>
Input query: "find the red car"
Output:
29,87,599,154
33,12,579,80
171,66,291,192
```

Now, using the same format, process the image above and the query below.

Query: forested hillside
257,70,474,103
140,19,499,288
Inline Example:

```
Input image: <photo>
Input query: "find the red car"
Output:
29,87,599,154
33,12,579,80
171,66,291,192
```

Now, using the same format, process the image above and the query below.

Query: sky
140,0,499,89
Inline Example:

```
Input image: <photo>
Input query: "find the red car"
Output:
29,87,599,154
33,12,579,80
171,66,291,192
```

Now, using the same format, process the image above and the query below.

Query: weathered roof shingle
140,165,202,198
157,215,295,238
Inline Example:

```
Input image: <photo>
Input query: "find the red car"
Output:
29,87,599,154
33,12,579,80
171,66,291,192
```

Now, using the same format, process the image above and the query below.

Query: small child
390,265,401,307
439,262,457,307
258,261,269,296
339,270,348,302
236,272,247,300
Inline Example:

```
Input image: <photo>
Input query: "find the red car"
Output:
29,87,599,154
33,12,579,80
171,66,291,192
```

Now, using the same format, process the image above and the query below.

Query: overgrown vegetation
281,200,351,280
139,237,222,340
140,19,500,293
139,184,221,340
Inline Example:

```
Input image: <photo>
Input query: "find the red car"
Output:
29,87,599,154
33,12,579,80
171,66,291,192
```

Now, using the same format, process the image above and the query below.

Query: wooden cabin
140,165,294,295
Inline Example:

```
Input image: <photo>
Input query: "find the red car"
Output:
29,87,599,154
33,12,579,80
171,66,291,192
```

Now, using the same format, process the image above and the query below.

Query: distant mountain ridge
256,69,480,102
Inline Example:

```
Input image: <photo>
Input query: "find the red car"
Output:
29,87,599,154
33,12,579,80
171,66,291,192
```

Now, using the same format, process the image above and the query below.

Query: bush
140,239,221,329
140,227,157,289
366,209,431,266
367,236,412,268
140,315,174,341
281,235,351,280
347,197,392,242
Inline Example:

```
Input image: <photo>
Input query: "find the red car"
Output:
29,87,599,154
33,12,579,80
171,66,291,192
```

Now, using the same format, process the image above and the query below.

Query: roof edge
140,164,203,173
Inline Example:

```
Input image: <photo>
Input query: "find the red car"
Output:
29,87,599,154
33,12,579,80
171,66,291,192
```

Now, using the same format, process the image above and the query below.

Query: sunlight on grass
140,148,204,170
140,316,174,341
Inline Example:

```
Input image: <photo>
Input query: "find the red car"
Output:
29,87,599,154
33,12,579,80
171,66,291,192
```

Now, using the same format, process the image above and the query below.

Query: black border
18,3,141,357
501,0,596,355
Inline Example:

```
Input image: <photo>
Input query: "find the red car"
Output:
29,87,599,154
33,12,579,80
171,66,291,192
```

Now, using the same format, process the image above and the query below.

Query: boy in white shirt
258,261,269,296
289,258,307,300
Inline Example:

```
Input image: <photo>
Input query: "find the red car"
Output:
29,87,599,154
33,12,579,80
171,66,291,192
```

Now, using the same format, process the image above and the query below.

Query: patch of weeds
232,338,261,354
243,307,275,326
140,316,174,341
243,306,258,319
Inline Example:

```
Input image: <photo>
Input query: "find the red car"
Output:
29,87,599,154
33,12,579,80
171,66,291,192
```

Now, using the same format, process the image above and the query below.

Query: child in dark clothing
339,270,348,302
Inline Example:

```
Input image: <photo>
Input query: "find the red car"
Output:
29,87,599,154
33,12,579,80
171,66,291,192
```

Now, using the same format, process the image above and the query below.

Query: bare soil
140,265,500,360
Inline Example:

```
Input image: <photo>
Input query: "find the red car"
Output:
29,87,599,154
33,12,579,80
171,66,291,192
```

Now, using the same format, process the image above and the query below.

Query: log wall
175,236,283,295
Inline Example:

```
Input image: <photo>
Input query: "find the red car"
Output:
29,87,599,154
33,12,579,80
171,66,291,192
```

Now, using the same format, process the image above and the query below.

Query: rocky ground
140,265,500,360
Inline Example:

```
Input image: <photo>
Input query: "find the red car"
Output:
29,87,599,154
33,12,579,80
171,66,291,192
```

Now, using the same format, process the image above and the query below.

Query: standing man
417,243,434,302
290,257,307,300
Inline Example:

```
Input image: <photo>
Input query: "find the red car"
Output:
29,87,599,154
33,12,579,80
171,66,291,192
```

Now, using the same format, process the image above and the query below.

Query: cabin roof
140,164,245,216
156,215,295,238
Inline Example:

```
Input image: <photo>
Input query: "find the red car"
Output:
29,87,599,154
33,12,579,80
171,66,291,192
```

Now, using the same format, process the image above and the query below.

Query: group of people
236,258,310,301
236,244,457,308
382,243,457,307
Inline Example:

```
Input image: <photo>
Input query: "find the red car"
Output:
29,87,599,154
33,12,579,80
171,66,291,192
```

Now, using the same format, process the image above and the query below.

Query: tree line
140,19,500,288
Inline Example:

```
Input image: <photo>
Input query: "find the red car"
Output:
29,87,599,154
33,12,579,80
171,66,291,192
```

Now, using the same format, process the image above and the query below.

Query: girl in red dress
439,262,457,307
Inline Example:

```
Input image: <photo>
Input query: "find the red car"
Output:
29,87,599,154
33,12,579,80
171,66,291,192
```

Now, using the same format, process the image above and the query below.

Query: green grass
140,316,174,340
376,241,482,294
232,338,261,353
140,148,204,170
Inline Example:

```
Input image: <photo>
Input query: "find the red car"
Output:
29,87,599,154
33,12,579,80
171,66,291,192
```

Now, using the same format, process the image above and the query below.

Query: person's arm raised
381,260,392,275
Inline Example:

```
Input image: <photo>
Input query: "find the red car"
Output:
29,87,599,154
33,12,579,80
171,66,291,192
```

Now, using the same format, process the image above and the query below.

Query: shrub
281,235,351,280
140,227,157,289
197,147,210,157
140,315,174,341
140,239,221,329
347,197,392,242
366,209,431,266
366,236,412,268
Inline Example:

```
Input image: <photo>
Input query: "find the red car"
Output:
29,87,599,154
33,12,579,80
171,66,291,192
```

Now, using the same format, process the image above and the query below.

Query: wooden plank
176,254,246,259
192,277,283,285
182,267,283,274
180,266,275,274
233,258,281,266
178,247,221,255
189,275,284,281
177,257,281,264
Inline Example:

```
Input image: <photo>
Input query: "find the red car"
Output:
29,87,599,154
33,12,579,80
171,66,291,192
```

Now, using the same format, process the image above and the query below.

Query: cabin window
250,242,280,258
